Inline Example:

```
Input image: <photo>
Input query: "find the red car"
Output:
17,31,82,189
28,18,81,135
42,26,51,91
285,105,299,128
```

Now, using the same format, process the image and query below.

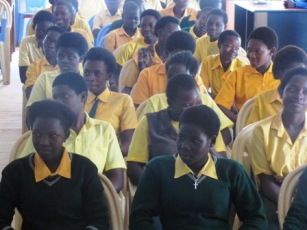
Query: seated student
130,104,268,229
19,11,55,83
180,0,222,29
159,0,198,21
20,73,126,192
246,45,307,126
120,16,180,94
92,0,122,39
28,0,94,43
194,8,247,63
182,7,212,40
138,51,233,145
215,27,279,122
127,75,228,186
27,32,88,108
131,31,205,106
25,26,66,99
83,47,137,157
200,30,249,99
53,1,93,48
283,167,307,230
250,67,307,230
115,9,161,73
104,1,141,52
284,0,307,8
0,100,109,229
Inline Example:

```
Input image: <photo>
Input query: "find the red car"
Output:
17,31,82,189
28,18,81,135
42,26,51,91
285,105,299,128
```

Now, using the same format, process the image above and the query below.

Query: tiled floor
0,49,22,174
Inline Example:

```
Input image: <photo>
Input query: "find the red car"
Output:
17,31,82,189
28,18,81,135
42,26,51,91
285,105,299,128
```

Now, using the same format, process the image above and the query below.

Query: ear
269,47,276,57
80,91,87,103
210,135,217,147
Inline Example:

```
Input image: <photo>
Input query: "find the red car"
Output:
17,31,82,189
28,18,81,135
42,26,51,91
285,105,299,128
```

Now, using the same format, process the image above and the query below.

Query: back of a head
218,30,241,46
55,32,89,57
53,72,88,95
166,51,199,78
179,105,221,139
165,31,196,54
248,26,278,50
28,100,75,130
166,74,198,103
272,45,307,79
154,16,180,37
199,0,222,9
82,47,117,74
32,10,55,30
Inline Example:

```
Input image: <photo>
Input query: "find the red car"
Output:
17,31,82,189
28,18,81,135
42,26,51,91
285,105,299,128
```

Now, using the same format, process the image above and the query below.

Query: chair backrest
88,15,94,30
95,24,111,47
231,122,260,179
278,164,307,227
98,173,124,230
118,59,132,92
10,131,32,162
235,97,255,136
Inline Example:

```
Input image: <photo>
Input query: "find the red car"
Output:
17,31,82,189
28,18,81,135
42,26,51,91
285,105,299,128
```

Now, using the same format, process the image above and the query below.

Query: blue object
88,16,94,30
95,24,111,47
25,0,46,14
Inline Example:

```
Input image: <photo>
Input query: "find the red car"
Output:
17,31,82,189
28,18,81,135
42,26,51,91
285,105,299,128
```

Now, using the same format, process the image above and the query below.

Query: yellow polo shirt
144,0,163,10
78,0,108,20
19,114,126,173
25,57,58,88
138,93,233,130
85,89,137,134
115,37,149,66
200,54,249,96
131,63,205,105
19,35,44,66
214,64,280,111
93,9,122,30
175,154,217,179
166,0,201,11
245,88,283,126
250,112,307,182
126,116,225,164
188,25,199,40
159,6,198,21
104,27,141,52
34,149,71,182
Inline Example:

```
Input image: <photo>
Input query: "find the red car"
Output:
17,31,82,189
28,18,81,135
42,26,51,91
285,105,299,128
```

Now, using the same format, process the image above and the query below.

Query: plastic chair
0,0,13,85
95,24,111,47
235,97,255,136
88,15,94,30
136,99,149,120
278,164,307,227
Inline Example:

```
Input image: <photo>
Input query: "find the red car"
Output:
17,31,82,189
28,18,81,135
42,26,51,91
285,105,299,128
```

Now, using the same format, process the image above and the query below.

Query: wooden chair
278,164,307,227
0,0,13,85
235,97,255,136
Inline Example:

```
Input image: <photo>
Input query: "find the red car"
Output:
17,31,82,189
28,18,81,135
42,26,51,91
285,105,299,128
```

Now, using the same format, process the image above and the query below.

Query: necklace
187,173,207,189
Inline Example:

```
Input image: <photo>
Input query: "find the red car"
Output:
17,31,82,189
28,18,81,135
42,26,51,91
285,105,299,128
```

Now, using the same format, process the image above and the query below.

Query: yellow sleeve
131,68,151,105
214,70,237,110
121,59,140,88
214,131,226,152
18,133,36,158
194,39,203,63
115,43,133,66
126,116,150,163
119,95,138,131
25,61,38,88
19,38,31,66
75,17,94,42
104,32,116,52
250,125,273,176
103,123,127,171
26,73,47,107
195,74,206,93
245,97,260,126
200,60,210,91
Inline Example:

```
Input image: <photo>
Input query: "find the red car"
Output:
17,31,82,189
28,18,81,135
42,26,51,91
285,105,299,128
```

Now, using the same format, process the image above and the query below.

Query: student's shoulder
3,154,34,174
215,157,246,177
147,154,175,169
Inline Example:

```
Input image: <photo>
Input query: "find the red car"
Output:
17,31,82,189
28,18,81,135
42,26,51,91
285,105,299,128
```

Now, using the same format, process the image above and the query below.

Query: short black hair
56,32,89,57
165,51,199,78
180,105,221,139
82,47,117,74
218,30,241,46
46,25,66,35
154,16,180,37
272,45,307,80
248,26,278,50
54,1,75,15
125,0,144,5
166,74,198,103
32,10,55,30
28,100,75,131
53,72,88,95
63,0,79,11
165,31,196,54
207,8,228,25
197,7,213,19
123,1,140,13
279,67,307,96
199,0,222,9
140,9,161,21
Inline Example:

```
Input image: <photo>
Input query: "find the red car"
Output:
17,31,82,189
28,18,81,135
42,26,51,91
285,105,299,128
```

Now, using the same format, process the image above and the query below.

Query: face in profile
246,39,274,70
32,117,68,162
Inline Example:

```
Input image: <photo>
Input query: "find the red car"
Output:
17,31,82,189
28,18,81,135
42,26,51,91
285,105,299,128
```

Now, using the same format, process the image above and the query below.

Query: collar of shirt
118,26,140,39
267,88,282,104
156,63,166,75
174,154,218,179
40,56,58,69
245,62,273,75
69,112,102,138
88,88,110,104
271,112,307,145
34,148,72,182
105,8,122,17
